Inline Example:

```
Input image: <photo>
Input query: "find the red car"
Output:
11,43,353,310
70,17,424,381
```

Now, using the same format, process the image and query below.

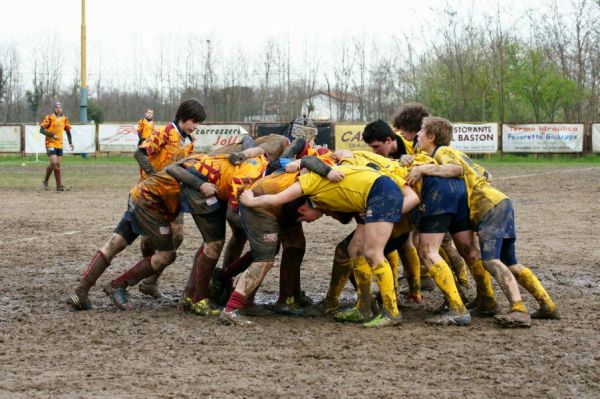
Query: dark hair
175,99,206,123
362,119,395,144
391,102,429,133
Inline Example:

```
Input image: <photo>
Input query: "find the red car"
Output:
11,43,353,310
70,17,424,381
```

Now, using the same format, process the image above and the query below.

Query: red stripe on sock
225,291,246,312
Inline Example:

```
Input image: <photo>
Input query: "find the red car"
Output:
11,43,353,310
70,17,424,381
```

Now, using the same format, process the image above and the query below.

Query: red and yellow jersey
298,165,403,213
250,170,301,219
181,154,269,210
137,118,155,140
130,170,181,222
432,146,507,225
40,113,72,149
139,122,194,180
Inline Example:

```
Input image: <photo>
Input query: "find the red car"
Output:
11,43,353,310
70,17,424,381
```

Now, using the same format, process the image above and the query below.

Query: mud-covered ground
1,159,599,398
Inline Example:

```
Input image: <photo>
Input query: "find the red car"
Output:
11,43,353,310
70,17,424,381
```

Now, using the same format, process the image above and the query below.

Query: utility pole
80,0,88,122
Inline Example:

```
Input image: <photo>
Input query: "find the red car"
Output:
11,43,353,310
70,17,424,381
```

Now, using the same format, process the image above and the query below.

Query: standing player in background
133,99,204,300
40,102,74,191
136,108,155,146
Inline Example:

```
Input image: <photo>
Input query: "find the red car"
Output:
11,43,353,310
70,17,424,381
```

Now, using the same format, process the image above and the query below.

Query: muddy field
1,159,599,398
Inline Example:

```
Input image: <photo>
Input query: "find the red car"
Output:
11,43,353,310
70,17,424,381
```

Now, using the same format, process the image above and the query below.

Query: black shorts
191,204,227,243
419,212,472,234
46,147,64,157
114,198,175,251
240,205,280,262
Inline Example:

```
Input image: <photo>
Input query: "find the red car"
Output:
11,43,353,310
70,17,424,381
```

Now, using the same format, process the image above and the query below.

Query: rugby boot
54,168,69,191
240,304,273,317
296,291,314,307
178,295,193,312
363,310,402,328
272,296,304,316
139,281,169,300
42,181,50,191
494,311,532,328
531,303,560,320
303,298,339,317
333,307,368,323
467,296,498,317
103,284,132,311
220,308,253,326
192,298,221,316
66,250,110,311
425,310,471,326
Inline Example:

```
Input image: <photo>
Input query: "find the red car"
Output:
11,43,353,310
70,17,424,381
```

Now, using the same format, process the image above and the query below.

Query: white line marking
494,167,599,180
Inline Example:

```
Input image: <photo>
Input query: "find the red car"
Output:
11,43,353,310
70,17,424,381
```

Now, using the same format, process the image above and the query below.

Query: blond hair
422,116,453,146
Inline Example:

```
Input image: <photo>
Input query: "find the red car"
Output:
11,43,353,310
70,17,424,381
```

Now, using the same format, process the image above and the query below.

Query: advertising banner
0,125,21,152
334,124,371,151
99,123,139,152
451,123,498,153
194,125,249,152
592,124,600,153
25,124,95,154
502,124,584,153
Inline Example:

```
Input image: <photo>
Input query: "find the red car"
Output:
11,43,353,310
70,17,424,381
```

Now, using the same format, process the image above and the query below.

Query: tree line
0,0,598,125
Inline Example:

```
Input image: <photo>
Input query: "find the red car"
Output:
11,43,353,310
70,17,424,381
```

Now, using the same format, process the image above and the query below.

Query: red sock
225,291,246,312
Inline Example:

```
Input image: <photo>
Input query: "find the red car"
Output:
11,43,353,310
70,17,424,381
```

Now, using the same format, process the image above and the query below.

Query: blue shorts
420,176,469,218
364,176,403,223
477,199,517,264
46,147,64,157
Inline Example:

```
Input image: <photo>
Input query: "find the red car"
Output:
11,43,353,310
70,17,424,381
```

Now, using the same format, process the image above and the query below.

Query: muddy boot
192,298,221,316
272,296,304,316
363,310,402,328
139,280,169,300
54,168,69,191
425,310,471,326
531,303,560,320
333,307,368,323
220,309,253,326
494,311,532,328
104,257,155,310
66,250,110,311
43,166,53,190
467,297,498,318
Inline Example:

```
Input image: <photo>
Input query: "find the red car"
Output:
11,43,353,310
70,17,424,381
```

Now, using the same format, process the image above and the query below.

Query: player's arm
240,181,303,208
65,119,74,150
39,116,57,139
228,146,266,165
404,163,463,186
300,156,344,182
136,120,144,138
401,185,420,214
166,162,217,197
133,148,156,175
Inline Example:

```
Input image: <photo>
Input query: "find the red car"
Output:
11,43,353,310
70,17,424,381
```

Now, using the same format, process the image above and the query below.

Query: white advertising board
99,123,139,152
0,125,21,152
502,124,584,153
592,124,600,153
194,125,249,152
25,124,95,154
450,123,498,153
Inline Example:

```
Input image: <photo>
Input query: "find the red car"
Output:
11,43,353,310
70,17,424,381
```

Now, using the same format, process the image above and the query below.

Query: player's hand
405,166,423,186
326,169,344,182
239,189,256,207
484,171,493,183
53,134,59,140
69,144,74,151
285,160,301,173
200,182,217,197
228,152,246,165
400,154,415,166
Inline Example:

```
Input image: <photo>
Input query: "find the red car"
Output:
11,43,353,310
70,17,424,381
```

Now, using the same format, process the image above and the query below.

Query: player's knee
333,240,349,264
417,243,435,265
204,240,224,259
155,250,177,267
172,230,184,250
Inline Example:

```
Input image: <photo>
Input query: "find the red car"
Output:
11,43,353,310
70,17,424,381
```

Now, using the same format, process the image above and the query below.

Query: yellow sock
385,250,400,293
350,257,372,316
439,246,451,264
372,259,400,317
510,300,528,314
467,259,497,308
400,246,421,300
454,258,471,289
325,259,351,308
516,267,556,312
428,260,467,313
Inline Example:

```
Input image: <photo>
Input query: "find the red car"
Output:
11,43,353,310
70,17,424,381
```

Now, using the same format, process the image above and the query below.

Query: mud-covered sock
516,267,556,312
428,260,467,314
225,291,246,312
372,259,400,317
351,257,372,316
111,256,154,289
468,259,497,309
400,246,422,301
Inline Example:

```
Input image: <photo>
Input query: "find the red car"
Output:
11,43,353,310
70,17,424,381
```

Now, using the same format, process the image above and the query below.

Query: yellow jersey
40,113,72,149
432,146,506,226
137,118,155,140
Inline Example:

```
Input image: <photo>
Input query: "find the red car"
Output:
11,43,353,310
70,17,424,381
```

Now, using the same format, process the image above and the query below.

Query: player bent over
133,99,204,300
407,117,559,327
240,165,420,327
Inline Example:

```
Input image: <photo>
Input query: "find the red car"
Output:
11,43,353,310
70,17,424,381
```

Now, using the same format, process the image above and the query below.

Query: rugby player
39,102,74,191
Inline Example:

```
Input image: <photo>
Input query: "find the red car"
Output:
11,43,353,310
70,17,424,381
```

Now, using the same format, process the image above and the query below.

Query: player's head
296,200,323,223
392,102,429,134
54,102,62,115
362,119,396,156
290,116,318,143
175,99,206,134
145,109,154,120
419,116,453,149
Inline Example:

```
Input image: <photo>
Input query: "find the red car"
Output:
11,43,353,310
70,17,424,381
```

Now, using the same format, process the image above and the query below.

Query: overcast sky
1,0,566,88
